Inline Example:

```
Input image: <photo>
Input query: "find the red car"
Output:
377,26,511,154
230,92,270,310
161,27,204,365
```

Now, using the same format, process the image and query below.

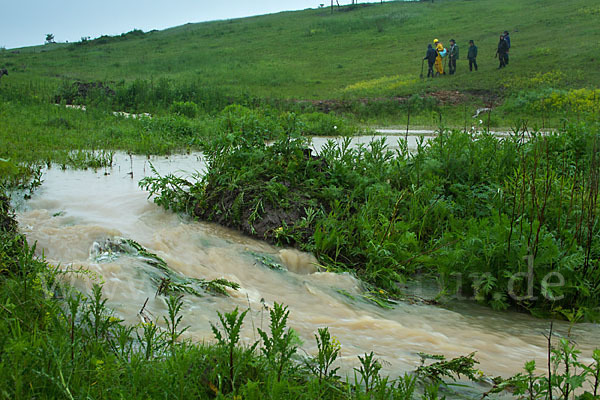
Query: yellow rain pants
435,43,445,75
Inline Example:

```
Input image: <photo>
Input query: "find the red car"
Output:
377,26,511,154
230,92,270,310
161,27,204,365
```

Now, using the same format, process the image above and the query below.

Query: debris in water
90,237,240,297
336,289,357,301
250,252,287,271
336,286,396,309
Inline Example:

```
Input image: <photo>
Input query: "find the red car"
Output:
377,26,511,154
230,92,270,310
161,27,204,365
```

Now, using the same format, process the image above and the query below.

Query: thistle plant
257,302,298,382
163,294,188,350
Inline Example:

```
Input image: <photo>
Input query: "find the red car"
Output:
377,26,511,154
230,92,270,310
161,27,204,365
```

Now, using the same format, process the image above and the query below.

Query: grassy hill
2,0,599,100
0,0,599,162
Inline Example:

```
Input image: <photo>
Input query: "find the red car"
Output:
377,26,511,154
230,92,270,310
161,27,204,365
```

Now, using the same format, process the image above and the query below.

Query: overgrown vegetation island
1,0,600,398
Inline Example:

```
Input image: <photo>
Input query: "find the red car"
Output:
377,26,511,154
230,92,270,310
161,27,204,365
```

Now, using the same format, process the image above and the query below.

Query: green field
2,0,599,127
4,0,599,96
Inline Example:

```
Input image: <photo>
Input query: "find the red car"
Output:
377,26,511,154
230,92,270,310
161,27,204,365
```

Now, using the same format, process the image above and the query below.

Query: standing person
467,40,478,71
448,39,459,75
496,35,508,69
433,39,446,76
424,44,437,78
503,30,511,65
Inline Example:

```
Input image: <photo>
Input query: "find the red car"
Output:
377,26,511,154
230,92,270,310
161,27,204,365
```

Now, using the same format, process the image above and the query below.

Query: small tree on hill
45,33,55,44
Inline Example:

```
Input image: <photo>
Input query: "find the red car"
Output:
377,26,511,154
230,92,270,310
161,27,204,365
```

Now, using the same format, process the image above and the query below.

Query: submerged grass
0,92,368,183
89,237,240,297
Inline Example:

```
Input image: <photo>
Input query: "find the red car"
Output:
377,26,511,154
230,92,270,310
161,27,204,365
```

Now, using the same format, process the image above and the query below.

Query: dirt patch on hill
296,97,408,113
427,90,500,106
463,89,502,104
429,90,466,105
293,89,501,113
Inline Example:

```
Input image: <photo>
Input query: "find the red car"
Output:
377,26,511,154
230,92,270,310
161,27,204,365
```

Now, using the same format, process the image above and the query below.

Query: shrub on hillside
298,112,356,136
170,101,199,118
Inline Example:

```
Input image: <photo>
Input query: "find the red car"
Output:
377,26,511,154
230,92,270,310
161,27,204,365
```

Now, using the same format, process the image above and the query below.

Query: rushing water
16,140,599,384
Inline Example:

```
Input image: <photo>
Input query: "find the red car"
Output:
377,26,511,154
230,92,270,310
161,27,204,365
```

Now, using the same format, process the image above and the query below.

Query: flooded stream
16,137,599,382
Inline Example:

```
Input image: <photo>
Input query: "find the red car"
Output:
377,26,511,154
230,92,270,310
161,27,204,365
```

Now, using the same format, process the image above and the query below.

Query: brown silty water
16,139,599,379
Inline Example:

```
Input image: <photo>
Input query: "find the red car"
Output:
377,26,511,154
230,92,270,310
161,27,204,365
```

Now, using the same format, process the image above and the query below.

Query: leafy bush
505,88,600,115
141,115,195,137
502,71,565,92
170,100,199,118
216,104,283,140
144,121,600,318
298,112,357,136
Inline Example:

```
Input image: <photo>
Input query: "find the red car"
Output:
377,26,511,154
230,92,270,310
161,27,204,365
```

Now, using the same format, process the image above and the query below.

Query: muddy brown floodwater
16,137,599,386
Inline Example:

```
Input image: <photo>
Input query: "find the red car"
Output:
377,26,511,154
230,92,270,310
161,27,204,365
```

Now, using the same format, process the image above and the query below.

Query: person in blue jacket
503,31,511,65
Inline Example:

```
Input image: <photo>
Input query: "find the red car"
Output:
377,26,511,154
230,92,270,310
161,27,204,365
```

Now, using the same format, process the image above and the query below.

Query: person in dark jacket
448,39,459,75
467,40,478,71
496,35,509,69
424,44,437,78
503,30,511,65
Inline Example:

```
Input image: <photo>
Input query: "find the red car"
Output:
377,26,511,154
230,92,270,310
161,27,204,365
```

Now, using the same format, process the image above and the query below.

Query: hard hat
434,39,439,43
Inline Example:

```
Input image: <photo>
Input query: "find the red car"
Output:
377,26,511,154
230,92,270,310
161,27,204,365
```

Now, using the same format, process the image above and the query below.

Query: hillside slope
2,0,599,100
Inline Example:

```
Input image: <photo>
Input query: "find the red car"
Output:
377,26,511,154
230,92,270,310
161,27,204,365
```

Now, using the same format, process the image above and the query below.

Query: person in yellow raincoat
433,39,446,76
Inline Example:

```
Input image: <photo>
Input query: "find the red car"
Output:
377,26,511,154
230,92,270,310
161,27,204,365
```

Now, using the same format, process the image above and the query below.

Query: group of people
423,31,511,77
